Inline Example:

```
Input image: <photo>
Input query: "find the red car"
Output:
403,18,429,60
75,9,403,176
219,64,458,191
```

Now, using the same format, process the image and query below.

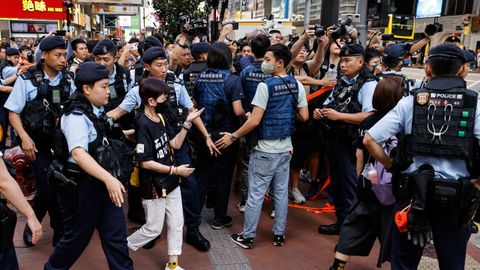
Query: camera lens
425,24,437,36
315,26,325,37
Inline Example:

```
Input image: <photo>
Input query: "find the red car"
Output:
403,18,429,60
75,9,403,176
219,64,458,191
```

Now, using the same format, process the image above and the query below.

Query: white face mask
261,61,275,75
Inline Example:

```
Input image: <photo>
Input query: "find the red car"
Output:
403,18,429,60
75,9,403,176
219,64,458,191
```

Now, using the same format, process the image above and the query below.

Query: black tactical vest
106,63,131,112
183,61,207,98
322,67,375,142
56,93,133,184
131,58,145,84
410,87,477,160
160,73,188,133
21,65,71,152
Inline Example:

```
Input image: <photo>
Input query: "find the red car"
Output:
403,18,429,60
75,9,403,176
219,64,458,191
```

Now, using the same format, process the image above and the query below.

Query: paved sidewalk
14,182,480,269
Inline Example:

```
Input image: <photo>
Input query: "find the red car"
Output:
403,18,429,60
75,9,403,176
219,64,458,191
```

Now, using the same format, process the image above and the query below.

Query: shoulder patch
136,144,144,154
416,92,429,106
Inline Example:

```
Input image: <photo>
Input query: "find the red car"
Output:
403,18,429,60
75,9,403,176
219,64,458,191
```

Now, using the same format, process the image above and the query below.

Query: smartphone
231,22,239,30
55,30,66,37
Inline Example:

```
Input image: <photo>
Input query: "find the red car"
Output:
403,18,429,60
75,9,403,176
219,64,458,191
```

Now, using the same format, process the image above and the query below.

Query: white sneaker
299,169,312,183
270,210,275,219
237,201,246,213
290,188,306,204
165,263,184,270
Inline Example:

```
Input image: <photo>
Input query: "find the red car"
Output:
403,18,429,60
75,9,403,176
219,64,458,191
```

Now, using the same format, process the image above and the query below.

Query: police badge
416,92,429,105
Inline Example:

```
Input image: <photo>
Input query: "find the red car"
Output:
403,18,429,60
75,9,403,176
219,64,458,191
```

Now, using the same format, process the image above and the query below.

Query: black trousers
31,152,63,238
175,142,202,229
195,133,238,222
391,202,471,270
45,179,133,270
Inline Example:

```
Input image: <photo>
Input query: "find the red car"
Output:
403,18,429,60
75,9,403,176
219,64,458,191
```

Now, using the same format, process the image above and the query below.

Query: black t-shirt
135,111,177,199
356,112,385,162
193,73,245,132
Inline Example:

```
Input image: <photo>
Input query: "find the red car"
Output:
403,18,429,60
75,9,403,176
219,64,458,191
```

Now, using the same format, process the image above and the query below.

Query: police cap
429,43,467,63
144,36,163,49
92,39,116,56
383,44,406,59
191,42,211,55
340,43,364,57
5,48,19,56
445,36,461,44
75,62,110,84
464,50,476,64
142,47,167,64
39,36,67,52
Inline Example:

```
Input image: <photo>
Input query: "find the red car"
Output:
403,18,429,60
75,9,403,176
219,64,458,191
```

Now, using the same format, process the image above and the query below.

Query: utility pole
356,0,368,46
304,0,311,28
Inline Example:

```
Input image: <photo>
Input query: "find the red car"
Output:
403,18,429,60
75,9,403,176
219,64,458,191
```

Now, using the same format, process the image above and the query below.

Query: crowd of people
0,21,479,270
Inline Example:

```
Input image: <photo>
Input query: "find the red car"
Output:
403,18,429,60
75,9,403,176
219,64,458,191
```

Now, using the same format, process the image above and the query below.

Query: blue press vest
259,76,298,140
195,68,231,130
241,61,270,112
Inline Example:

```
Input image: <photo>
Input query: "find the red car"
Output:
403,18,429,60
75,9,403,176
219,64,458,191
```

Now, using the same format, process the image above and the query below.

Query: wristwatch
230,134,238,142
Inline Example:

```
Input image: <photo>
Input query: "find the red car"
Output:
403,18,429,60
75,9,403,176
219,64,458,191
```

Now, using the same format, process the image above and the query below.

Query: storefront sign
0,0,66,20
11,21,59,33
92,5,138,15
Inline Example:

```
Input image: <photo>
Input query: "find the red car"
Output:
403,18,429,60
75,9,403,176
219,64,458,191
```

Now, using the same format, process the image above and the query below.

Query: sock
332,258,347,270
167,261,178,269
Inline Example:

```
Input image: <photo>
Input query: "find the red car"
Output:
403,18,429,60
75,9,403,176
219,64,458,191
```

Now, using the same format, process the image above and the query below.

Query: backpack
371,136,398,206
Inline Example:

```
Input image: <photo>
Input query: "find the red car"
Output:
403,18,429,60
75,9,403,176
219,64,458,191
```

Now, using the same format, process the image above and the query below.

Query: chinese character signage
0,0,66,20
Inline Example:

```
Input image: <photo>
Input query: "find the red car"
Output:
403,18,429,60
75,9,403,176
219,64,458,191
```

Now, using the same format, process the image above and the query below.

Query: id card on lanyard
109,84,118,99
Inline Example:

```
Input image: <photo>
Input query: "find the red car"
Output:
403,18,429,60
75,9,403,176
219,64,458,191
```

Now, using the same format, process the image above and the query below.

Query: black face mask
155,102,167,114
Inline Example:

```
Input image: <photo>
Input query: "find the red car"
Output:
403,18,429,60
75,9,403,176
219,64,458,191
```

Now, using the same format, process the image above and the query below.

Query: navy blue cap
5,48,19,56
429,43,467,63
144,36,163,50
191,42,211,55
142,47,167,64
340,43,364,57
39,36,66,52
92,39,116,56
464,50,476,63
383,44,406,59
75,62,110,84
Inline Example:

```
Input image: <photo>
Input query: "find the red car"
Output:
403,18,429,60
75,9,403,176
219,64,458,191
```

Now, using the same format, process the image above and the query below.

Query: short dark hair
372,76,404,114
139,77,170,105
365,48,382,64
207,42,232,70
19,45,31,53
71,39,87,51
250,34,270,58
75,81,95,94
87,40,99,54
428,56,464,76
382,56,403,69
269,29,281,35
266,44,292,68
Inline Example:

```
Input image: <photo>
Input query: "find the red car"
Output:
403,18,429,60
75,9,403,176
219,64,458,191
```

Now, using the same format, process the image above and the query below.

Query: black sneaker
231,233,253,249
273,235,285,246
211,216,233,230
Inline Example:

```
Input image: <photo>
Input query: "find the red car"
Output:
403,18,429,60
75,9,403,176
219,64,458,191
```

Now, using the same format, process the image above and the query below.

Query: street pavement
13,180,480,269
401,67,480,87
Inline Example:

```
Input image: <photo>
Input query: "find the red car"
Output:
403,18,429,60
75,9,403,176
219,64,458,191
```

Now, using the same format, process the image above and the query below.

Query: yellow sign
23,0,49,12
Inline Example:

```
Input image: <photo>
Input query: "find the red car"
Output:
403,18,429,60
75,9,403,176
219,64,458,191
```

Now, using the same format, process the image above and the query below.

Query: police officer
92,39,132,114
236,34,271,211
109,46,218,252
192,42,245,230
364,43,480,269
182,42,210,98
215,43,309,248
376,44,416,93
45,62,133,269
129,36,163,85
315,43,377,235
0,48,20,83
5,36,75,247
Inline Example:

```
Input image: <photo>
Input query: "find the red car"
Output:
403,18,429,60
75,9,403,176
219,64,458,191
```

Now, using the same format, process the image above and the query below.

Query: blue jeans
243,150,291,238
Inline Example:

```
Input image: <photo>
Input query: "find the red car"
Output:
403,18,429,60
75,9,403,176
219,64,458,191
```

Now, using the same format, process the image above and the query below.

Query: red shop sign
0,0,66,20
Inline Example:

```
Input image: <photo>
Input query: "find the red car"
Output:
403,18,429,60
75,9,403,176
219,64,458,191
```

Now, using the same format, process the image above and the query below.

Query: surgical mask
261,61,275,75
155,102,167,113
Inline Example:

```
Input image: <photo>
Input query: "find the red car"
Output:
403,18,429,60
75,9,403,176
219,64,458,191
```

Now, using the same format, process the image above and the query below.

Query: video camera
425,23,443,36
331,17,353,40
179,15,208,37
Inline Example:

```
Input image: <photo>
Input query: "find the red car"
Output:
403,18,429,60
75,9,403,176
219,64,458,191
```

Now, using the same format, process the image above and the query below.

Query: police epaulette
71,108,86,115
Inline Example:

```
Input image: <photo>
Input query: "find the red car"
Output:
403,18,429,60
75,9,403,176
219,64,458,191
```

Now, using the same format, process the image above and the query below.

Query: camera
425,23,443,36
311,25,325,37
26,52,33,63
179,15,209,37
332,17,353,40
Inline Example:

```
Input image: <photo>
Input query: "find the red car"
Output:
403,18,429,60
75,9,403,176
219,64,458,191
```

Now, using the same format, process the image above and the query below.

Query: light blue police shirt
323,75,377,112
118,79,193,113
367,77,480,180
2,66,16,80
61,105,103,164
4,71,76,114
